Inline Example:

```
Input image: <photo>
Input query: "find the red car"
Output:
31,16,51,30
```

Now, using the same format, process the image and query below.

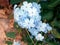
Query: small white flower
14,4,17,9
46,23,52,31
32,2,41,13
35,33,44,41
13,40,21,45
23,1,28,5
37,23,47,33
28,7,38,17
21,1,32,11
14,6,20,22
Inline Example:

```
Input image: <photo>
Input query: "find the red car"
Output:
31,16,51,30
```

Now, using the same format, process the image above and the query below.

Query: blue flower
28,27,39,36
14,8,20,22
32,2,41,13
21,1,32,11
35,33,44,41
46,23,52,31
13,40,21,45
14,1,52,41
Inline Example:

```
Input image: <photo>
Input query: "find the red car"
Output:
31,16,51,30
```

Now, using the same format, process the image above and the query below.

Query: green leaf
10,0,22,4
6,41,13,45
40,1,49,9
26,0,38,2
48,42,58,45
51,19,60,28
41,11,53,22
10,0,39,5
22,33,33,45
48,0,60,8
51,29,60,38
14,22,22,33
14,22,20,29
6,32,16,38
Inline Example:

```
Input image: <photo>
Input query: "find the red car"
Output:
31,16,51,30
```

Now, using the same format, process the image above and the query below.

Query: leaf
6,41,13,45
14,22,20,29
40,1,49,9
48,0,60,8
14,22,22,34
6,32,16,38
41,11,53,22
51,19,60,28
51,29,60,38
26,0,38,2
10,0,22,5
22,33,33,45
10,0,39,5
47,41,58,45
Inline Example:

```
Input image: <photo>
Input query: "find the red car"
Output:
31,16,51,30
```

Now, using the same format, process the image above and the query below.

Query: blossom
28,27,39,36
28,7,39,17
37,23,52,33
14,4,18,9
40,23,48,33
35,33,44,41
32,2,41,13
22,18,35,28
14,1,52,41
13,40,21,45
14,5,20,22
46,23,52,31
21,1,32,11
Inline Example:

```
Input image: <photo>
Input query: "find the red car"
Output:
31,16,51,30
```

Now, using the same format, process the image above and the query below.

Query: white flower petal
35,33,44,41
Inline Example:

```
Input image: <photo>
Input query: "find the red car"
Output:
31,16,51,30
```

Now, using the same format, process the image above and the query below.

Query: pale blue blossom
37,23,52,33
46,23,52,31
28,7,39,17
14,1,52,41
23,1,28,5
13,40,21,45
21,1,32,11
32,2,41,13
35,33,44,41
28,28,39,36
40,23,48,33
22,18,35,28
14,4,17,9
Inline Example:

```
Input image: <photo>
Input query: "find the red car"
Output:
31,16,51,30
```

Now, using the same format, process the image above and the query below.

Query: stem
25,29,35,45
35,40,38,45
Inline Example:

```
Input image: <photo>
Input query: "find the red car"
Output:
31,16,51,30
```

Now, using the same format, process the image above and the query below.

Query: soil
0,6,27,45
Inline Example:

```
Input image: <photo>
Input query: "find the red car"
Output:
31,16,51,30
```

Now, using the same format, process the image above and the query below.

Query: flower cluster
14,1,52,41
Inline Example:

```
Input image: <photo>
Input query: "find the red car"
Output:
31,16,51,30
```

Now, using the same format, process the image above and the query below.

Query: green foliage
10,0,39,5
41,11,53,21
47,42,58,45
51,29,60,38
25,0,39,2
40,1,49,9
14,22,22,33
6,32,16,38
22,30,33,45
40,0,60,28
51,19,60,28
6,41,13,45
48,0,60,8
10,0,22,4
14,22,20,29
